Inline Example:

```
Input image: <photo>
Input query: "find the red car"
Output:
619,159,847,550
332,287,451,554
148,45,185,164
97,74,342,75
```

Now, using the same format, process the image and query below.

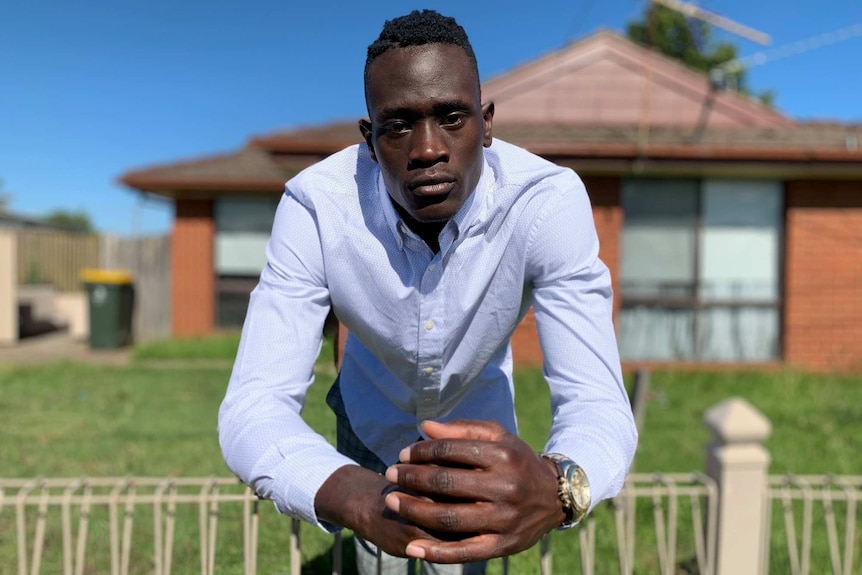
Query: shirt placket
415,254,446,423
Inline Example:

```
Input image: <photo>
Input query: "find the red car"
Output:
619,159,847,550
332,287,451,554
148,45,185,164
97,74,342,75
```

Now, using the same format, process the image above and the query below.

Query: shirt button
423,396,433,403
424,367,434,374
427,264,435,271
424,320,435,330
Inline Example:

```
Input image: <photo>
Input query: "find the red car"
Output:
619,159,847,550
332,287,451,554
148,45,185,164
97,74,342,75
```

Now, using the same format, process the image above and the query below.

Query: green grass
1,337,860,574
131,331,243,360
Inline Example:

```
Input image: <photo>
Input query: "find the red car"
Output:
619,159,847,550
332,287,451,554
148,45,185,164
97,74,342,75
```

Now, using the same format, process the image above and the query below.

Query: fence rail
764,474,862,575
1,399,860,575
1,473,722,575
1,477,262,575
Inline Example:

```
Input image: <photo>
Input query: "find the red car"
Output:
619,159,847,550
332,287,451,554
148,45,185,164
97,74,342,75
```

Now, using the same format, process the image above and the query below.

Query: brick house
121,31,862,372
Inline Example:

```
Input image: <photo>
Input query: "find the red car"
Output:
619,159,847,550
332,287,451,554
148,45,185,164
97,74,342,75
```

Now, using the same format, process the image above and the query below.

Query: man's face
361,43,494,224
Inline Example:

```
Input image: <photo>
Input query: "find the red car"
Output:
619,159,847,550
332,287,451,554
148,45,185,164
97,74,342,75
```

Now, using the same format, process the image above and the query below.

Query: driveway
0,330,130,366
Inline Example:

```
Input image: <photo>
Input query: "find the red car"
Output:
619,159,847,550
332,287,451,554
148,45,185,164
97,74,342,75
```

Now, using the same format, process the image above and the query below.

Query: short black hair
364,10,479,85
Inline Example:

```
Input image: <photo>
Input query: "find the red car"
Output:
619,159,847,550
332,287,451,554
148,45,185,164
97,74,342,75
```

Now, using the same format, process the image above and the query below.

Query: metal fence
0,473,715,575
1,477,261,575
1,472,860,575
764,474,862,575
2,399,861,574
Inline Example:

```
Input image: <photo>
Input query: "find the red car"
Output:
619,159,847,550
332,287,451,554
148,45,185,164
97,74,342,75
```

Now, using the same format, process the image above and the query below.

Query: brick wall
785,180,862,372
172,199,215,336
512,176,622,366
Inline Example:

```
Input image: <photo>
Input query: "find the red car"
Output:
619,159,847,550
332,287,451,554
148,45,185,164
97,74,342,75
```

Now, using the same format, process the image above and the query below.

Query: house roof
482,30,793,129
120,31,862,197
121,145,330,197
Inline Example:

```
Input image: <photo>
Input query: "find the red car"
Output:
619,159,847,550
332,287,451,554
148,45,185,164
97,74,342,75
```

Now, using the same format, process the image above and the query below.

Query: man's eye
441,113,466,127
384,121,410,134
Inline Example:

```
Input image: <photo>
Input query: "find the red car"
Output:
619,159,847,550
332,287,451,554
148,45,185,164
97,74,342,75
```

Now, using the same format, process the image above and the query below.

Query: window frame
619,178,785,362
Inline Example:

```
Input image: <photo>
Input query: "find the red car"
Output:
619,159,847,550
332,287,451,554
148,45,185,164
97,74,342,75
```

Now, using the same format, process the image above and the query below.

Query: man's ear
358,118,378,163
481,102,495,147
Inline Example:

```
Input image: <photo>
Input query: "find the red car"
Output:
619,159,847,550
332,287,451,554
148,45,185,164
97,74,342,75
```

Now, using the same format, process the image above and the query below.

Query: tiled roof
120,121,862,196
120,145,327,197
493,123,862,160
481,30,793,129
251,121,862,160
119,31,862,196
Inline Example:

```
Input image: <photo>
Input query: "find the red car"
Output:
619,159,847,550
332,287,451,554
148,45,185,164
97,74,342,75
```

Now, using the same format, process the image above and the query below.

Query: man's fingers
404,534,507,564
385,492,506,533
420,419,508,443
386,464,507,500
399,427,517,469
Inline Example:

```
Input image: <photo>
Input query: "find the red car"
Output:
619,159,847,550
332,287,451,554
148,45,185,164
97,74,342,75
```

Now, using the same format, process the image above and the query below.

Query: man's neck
393,204,444,253
405,218,444,254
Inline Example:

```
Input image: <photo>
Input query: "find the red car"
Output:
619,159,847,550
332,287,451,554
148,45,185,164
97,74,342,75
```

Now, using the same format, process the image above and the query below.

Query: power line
715,23,862,77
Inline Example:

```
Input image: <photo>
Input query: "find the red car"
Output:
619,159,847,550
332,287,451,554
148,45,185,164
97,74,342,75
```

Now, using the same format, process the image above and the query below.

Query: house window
214,198,279,329
618,179,782,362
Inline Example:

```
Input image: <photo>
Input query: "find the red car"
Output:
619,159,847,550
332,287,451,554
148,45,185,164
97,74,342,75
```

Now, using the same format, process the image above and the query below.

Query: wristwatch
541,453,591,530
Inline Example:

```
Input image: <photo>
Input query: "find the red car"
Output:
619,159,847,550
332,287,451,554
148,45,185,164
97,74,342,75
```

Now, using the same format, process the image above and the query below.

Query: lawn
1,334,860,573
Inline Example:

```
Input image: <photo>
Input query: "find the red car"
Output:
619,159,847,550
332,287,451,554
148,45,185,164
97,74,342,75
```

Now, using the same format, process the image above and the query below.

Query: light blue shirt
218,138,637,530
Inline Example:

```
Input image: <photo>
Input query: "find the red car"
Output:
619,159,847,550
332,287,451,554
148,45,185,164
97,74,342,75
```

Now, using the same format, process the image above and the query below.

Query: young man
219,9,637,575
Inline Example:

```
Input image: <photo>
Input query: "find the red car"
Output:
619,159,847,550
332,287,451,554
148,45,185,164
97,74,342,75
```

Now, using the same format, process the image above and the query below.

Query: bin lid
80,268,134,284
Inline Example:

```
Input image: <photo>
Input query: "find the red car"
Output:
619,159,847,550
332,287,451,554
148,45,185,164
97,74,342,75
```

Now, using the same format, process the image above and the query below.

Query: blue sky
2,0,860,236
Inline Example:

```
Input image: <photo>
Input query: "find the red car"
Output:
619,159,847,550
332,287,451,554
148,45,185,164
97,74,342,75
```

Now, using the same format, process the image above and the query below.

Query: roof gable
482,30,792,129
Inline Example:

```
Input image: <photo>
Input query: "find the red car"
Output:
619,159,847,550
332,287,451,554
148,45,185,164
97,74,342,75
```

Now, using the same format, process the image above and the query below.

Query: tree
0,179,9,213
626,4,772,105
44,209,95,233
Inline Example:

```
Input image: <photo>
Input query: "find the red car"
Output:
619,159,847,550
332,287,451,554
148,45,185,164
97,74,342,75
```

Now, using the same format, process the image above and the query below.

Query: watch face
542,453,591,527
565,464,591,511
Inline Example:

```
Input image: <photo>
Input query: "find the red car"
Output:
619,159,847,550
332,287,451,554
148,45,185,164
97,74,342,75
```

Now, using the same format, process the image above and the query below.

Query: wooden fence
100,235,171,342
13,230,171,342
16,230,99,292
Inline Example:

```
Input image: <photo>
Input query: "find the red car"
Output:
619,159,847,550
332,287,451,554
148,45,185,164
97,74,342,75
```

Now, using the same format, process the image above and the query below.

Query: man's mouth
409,179,455,196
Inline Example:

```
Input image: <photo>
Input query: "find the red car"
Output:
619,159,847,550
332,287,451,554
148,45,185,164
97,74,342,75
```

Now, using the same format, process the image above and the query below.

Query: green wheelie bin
81,269,135,349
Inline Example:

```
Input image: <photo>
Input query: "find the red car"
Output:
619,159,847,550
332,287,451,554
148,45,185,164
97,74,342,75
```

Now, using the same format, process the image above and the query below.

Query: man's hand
315,464,448,558
383,419,564,564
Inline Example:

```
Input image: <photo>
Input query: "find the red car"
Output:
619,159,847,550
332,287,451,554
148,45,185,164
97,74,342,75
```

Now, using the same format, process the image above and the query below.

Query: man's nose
408,121,449,167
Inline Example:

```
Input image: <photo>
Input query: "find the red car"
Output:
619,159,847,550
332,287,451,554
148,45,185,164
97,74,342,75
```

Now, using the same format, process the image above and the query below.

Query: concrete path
0,331,130,366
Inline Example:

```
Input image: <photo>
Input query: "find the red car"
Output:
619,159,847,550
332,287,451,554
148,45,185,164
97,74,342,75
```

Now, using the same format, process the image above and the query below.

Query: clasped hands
362,419,564,564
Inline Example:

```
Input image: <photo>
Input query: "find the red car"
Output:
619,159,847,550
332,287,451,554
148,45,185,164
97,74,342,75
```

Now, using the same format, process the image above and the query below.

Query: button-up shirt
218,138,637,530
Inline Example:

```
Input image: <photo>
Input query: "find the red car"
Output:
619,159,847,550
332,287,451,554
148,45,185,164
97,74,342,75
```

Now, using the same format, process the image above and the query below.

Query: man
219,9,637,574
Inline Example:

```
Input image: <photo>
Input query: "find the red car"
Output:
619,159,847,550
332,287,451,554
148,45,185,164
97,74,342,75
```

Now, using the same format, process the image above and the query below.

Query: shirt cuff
269,449,360,533
544,432,632,512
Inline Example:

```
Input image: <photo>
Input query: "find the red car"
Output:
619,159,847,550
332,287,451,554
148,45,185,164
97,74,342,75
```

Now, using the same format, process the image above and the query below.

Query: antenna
716,23,862,76
650,0,771,45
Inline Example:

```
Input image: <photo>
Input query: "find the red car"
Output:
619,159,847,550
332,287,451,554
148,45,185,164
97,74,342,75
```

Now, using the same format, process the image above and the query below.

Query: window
214,198,279,329
618,179,782,362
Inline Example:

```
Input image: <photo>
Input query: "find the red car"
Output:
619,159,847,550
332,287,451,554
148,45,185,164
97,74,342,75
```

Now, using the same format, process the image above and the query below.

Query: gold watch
541,453,591,530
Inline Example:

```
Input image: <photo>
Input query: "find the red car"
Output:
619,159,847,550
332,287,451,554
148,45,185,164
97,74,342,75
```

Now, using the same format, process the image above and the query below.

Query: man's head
364,10,479,97
360,10,494,232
